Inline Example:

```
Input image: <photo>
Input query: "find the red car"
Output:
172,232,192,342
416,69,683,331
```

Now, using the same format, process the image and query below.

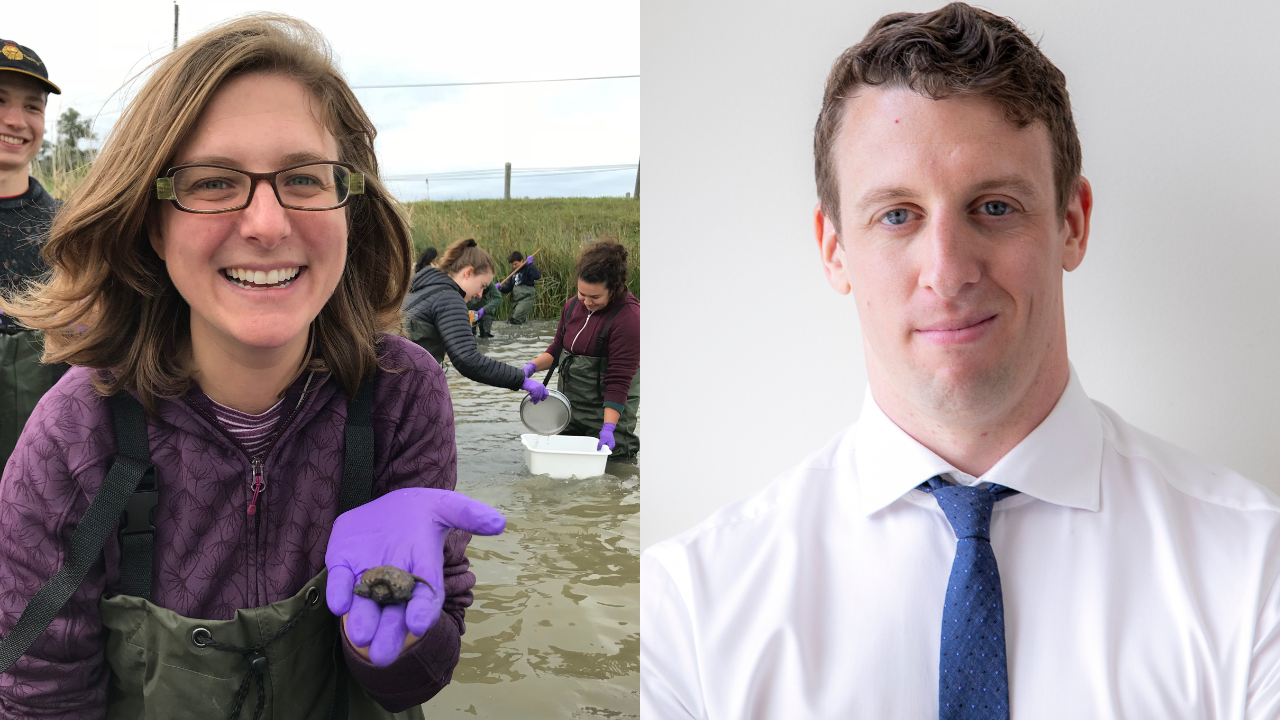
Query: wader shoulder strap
338,379,376,514
402,283,452,320
115,393,159,600
0,391,155,674
593,303,626,358
542,297,579,386
331,378,376,719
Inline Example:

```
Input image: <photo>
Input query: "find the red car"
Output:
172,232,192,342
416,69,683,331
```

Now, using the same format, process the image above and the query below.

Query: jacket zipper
183,372,316,605
569,309,595,353
248,459,265,516
186,373,314,514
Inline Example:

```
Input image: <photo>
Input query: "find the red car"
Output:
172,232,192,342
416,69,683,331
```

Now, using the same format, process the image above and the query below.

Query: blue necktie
919,476,1018,720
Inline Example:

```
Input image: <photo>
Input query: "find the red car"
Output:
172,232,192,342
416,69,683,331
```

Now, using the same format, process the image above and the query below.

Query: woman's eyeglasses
155,161,364,214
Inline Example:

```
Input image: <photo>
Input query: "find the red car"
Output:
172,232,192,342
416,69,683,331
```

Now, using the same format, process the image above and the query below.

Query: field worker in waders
0,38,67,468
523,238,639,459
466,278,502,339
0,16,507,719
498,250,539,325
402,238,550,402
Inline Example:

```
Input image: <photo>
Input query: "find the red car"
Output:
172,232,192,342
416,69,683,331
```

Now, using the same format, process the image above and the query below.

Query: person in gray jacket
403,238,549,399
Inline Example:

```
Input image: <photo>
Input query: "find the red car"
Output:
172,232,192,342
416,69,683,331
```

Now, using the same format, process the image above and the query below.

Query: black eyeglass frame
155,161,365,214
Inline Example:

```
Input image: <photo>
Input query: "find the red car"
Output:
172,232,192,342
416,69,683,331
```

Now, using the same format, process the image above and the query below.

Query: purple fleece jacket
0,335,469,717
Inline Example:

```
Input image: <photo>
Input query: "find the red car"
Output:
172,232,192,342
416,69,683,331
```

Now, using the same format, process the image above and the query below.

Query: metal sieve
519,389,572,435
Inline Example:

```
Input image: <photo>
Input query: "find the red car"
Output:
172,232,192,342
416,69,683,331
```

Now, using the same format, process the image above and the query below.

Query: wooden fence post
504,162,511,200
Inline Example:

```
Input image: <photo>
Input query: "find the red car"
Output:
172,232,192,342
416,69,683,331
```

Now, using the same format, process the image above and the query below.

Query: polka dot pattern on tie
920,476,1018,720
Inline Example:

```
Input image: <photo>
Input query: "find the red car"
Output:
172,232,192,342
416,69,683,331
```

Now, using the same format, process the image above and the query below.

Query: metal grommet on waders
0,382,425,719
192,627,212,647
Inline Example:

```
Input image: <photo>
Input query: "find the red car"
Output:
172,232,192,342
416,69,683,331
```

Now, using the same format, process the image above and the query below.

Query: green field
405,197,640,320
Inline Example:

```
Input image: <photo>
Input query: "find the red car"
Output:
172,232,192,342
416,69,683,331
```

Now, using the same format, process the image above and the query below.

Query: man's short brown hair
814,2,1082,229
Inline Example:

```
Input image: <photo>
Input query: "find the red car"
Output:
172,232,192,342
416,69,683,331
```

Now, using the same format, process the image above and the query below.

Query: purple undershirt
207,397,287,457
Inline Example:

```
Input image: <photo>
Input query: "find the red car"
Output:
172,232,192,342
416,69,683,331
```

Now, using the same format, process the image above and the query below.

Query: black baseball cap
0,39,60,95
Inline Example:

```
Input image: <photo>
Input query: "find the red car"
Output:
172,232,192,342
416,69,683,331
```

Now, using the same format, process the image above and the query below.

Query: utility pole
633,160,640,201
173,3,179,51
504,162,511,200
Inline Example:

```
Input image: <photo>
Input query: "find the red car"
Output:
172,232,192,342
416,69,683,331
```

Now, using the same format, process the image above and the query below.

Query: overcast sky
15,0,639,200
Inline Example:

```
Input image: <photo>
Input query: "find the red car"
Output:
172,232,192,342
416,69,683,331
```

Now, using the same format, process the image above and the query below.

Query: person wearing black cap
0,38,65,467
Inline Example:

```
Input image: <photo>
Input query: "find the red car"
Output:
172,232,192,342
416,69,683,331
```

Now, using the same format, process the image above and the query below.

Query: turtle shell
352,565,433,605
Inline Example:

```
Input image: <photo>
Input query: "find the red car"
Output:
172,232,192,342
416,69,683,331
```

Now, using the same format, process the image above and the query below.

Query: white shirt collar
853,365,1103,517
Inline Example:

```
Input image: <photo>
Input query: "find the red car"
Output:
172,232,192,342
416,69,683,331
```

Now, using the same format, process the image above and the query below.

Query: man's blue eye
981,201,1011,216
882,209,910,226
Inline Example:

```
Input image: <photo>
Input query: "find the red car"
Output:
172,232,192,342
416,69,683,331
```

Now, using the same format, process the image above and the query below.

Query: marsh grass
404,197,639,320
30,158,92,201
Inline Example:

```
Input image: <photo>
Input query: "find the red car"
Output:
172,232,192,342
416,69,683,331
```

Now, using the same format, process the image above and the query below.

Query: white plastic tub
521,434,611,479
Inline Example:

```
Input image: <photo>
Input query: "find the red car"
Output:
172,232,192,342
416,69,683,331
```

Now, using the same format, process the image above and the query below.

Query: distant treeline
405,197,640,321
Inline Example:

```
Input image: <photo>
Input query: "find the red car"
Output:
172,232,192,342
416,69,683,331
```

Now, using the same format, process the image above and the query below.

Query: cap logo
1,44,23,62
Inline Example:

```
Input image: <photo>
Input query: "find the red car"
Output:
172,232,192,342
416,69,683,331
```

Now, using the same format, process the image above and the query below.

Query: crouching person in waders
466,279,502,339
522,238,639,459
402,238,549,401
0,16,505,719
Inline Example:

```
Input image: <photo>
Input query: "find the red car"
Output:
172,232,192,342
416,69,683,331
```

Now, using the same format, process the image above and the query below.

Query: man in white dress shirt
641,4,1280,719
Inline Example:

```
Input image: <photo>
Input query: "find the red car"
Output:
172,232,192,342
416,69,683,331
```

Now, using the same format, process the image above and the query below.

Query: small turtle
353,565,435,605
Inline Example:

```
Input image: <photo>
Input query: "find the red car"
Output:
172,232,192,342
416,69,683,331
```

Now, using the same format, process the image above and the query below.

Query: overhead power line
351,74,639,90
384,164,637,183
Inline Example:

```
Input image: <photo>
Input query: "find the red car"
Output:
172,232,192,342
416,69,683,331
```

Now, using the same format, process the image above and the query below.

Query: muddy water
429,320,640,719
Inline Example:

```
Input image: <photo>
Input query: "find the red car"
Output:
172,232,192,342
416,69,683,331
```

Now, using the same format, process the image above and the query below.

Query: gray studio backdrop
641,0,1280,549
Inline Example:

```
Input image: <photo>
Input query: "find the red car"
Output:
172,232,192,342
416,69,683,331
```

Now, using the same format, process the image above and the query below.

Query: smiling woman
147,72,358,413
0,14,506,720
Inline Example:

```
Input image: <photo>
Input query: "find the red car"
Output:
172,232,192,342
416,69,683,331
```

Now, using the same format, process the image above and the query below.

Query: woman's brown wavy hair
576,236,629,301
1,14,412,412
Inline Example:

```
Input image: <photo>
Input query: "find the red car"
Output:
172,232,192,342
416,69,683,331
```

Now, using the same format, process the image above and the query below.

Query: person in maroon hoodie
522,237,640,459
0,15,504,719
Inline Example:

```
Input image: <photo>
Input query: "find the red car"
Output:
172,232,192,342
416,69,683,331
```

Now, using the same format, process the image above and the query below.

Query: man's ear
1062,176,1092,272
146,211,167,261
814,203,850,295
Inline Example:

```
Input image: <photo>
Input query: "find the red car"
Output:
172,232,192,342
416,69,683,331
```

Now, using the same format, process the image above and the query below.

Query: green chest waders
404,317,447,367
403,284,453,366
0,382,423,720
549,300,640,459
508,285,536,325
0,329,69,467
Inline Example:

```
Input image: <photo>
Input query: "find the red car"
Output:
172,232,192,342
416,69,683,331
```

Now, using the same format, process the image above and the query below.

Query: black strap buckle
118,469,158,538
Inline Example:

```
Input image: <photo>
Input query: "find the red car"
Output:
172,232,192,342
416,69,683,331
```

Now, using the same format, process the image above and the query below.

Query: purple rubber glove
325,487,506,667
474,308,485,320
597,422,617,452
522,377,548,403
521,362,537,378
